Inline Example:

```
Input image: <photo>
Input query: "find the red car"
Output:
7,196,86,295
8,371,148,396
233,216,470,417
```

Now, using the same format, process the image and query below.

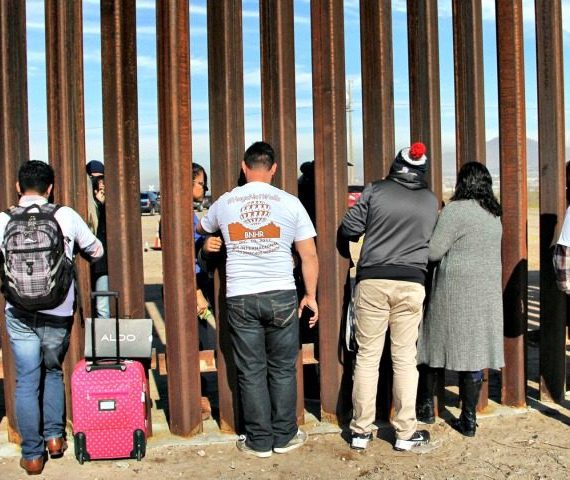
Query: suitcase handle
89,291,121,366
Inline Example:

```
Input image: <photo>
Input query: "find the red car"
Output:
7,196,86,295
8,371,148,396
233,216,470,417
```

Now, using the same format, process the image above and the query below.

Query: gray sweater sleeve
428,202,461,262
340,183,372,239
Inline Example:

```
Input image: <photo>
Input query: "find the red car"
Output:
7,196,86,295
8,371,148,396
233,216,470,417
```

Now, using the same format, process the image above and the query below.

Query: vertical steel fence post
496,0,528,408
360,0,395,183
407,0,443,203
156,0,202,435
44,0,91,421
452,0,486,169
0,0,28,444
100,0,148,432
100,0,145,321
311,0,350,424
535,0,567,403
207,0,245,433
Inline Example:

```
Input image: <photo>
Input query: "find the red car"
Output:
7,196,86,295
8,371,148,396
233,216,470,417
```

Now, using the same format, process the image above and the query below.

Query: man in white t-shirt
198,141,318,458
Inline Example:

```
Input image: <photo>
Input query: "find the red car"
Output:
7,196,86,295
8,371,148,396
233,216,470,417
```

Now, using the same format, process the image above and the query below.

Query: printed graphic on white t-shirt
558,206,570,247
201,182,316,297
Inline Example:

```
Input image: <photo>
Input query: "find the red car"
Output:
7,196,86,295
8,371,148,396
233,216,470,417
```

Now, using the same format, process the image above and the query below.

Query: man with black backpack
0,160,103,475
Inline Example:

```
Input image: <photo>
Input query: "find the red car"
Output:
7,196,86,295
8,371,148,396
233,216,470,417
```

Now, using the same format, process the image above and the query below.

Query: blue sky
25,0,570,188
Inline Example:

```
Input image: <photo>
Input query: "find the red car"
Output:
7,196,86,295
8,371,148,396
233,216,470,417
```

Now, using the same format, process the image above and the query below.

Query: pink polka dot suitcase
71,292,149,463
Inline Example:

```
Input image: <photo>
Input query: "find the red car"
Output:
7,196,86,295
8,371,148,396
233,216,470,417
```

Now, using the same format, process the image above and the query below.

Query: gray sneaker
236,435,272,458
273,429,308,454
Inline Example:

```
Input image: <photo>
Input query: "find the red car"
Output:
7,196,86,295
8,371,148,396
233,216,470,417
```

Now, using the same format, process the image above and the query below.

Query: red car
348,185,364,207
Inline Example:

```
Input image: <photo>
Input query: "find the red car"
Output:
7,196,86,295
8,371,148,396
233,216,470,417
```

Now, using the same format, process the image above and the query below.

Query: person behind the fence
416,161,504,437
197,141,319,458
86,159,109,318
340,142,438,451
553,161,570,332
0,160,103,475
191,162,221,420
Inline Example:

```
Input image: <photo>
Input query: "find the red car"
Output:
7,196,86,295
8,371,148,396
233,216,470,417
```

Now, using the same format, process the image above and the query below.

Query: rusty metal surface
496,0,528,408
535,0,567,403
259,0,305,424
156,0,202,436
260,0,298,194
0,0,28,442
44,0,91,421
359,0,394,183
452,0,486,168
207,0,245,433
407,0,442,202
100,0,145,319
311,0,350,424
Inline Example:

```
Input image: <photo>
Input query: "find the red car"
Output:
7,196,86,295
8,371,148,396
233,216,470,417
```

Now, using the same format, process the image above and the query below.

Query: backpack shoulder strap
39,203,61,214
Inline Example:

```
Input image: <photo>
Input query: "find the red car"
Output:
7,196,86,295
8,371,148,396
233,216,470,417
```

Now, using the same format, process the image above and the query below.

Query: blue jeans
226,289,299,452
93,275,110,318
5,308,72,460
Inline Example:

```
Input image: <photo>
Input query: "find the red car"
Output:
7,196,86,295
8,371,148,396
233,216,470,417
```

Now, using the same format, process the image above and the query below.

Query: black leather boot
454,376,483,437
416,365,437,424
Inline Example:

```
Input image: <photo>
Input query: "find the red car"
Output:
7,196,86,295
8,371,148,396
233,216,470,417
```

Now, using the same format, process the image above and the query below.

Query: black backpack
0,204,74,311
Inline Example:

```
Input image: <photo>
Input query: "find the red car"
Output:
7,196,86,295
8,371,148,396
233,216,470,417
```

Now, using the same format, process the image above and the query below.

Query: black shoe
452,417,478,437
416,365,438,424
416,401,435,424
454,375,483,437
394,430,430,451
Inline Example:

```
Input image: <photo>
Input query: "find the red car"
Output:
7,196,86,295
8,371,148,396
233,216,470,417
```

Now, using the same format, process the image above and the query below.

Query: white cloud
137,55,155,70
244,68,261,87
27,51,45,63
26,21,44,31
137,26,156,35
294,15,310,25
190,4,207,17
242,9,259,19
191,56,208,75
136,0,155,10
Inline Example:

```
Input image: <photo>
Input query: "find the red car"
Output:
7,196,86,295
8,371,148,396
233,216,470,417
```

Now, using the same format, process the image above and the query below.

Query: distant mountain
442,137,570,178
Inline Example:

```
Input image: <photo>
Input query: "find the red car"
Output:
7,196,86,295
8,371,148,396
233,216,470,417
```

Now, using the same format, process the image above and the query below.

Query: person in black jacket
340,143,438,452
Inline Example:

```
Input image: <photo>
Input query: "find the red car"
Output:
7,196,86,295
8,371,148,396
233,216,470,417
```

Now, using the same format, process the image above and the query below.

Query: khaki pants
350,279,425,440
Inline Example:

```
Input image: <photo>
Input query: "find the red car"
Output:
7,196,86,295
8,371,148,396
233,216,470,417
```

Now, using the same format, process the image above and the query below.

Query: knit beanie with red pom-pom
387,142,429,188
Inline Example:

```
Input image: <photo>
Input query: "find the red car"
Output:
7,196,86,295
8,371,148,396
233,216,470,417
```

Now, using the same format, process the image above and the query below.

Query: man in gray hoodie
340,143,438,452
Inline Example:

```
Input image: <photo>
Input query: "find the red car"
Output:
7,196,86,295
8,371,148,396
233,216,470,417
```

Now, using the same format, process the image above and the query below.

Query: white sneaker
236,435,272,458
273,429,308,453
394,430,431,451
350,432,373,450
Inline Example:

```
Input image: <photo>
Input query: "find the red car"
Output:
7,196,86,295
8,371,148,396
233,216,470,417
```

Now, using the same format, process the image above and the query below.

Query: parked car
140,191,160,215
348,185,364,207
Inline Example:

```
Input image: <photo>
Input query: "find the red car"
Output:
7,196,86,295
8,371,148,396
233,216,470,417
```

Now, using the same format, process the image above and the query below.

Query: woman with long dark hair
416,162,504,437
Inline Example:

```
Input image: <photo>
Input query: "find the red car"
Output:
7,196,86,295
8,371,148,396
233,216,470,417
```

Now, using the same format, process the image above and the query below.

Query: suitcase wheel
74,432,89,464
131,429,146,461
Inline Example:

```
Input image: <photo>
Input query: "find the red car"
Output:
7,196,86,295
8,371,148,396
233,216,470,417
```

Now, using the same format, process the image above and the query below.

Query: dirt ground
0,212,569,480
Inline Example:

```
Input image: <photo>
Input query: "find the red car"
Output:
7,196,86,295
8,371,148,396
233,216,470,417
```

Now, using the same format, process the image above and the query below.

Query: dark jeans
226,289,299,452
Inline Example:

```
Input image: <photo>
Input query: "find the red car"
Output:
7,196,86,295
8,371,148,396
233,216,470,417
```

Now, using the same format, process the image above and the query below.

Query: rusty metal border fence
0,0,567,439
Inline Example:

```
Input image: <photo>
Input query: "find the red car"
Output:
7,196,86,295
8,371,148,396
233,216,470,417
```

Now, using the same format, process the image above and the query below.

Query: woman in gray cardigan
416,162,504,437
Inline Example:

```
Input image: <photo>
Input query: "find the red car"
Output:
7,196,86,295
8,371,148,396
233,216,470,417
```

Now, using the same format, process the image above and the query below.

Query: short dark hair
18,160,54,195
243,141,275,170
451,161,501,217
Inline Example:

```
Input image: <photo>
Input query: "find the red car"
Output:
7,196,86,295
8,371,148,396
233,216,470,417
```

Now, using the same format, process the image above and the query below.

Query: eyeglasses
194,181,208,191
